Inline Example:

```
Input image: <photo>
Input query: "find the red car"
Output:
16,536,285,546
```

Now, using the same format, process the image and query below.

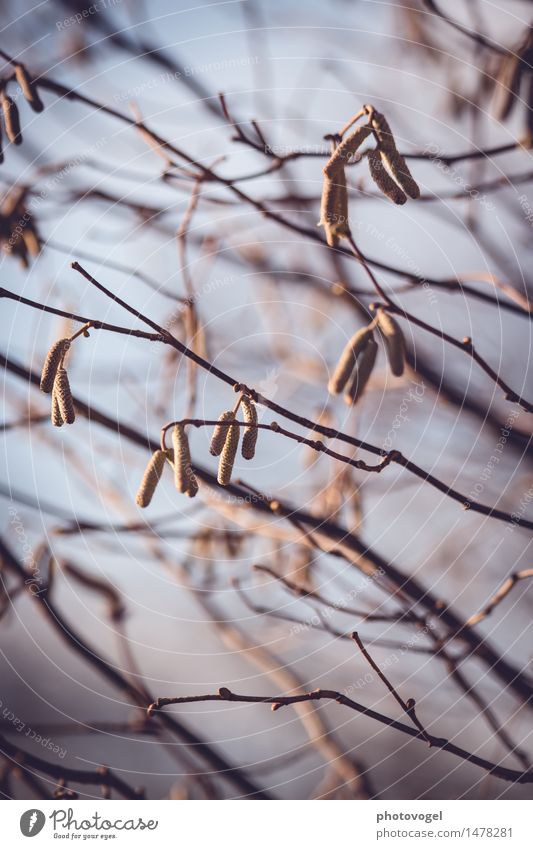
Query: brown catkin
171,424,196,495
377,309,405,376
51,389,63,427
328,326,374,395
367,149,407,205
371,111,419,199
319,165,350,246
1,94,22,145
344,338,378,405
14,64,44,113
53,367,75,424
136,450,167,508
380,149,420,199
217,422,240,486
209,410,234,456
325,124,372,174
40,338,70,393
240,396,258,460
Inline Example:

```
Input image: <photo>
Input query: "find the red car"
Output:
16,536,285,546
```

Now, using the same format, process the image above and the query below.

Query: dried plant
14,63,44,113
344,337,378,405
171,423,197,497
376,309,406,376
240,396,258,459
209,410,235,456
1,92,21,145
3,4,533,805
319,164,350,246
217,420,240,486
52,367,75,425
136,450,167,507
40,339,71,393
367,148,407,205
328,325,375,395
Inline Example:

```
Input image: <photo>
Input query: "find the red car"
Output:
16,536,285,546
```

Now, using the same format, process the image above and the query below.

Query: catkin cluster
319,106,420,245
209,396,259,487
136,425,198,507
328,311,406,404
0,188,41,267
0,64,44,163
135,397,259,509
40,338,76,426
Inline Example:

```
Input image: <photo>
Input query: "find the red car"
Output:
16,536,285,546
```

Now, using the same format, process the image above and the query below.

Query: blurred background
1,0,533,800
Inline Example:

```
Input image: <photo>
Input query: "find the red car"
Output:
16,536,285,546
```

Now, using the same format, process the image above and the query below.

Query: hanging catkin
367,149,407,205
319,164,350,246
53,367,75,424
377,309,405,376
14,64,44,113
325,125,372,174
217,421,240,486
240,396,258,459
171,424,196,495
371,111,419,199
344,338,378,405
51,390,63,427
136,450,167,507
328,326,375,395
40,338,70,393
209,410,234,456
1,94,22,145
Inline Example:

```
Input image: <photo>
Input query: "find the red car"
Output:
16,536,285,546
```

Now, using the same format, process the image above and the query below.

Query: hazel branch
147,687,533,785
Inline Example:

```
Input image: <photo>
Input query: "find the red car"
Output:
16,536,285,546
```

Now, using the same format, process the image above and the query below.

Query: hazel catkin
367,149,407,205
209,410,234,456
370,111,419,199
328,326,375,395
1,94,22,145
377,309,405,376
319,165,350,247
40,338,70,393
217,421,240,486
324,124,372,174
136,450,167,508
171,424,197,495
344,338,378,405
51,389,63,427
53,367,75,424
240,396,258,460
14,64,44,113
